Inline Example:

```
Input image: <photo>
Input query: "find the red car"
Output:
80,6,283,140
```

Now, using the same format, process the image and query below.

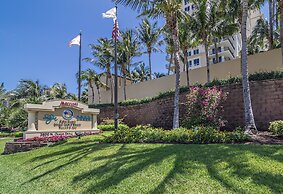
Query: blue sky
0,0,268,94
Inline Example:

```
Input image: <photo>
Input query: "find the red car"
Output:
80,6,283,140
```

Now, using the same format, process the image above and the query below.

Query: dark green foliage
98,124,130,131
269,120,283,136
90,71,283,108
0,131,23,138
103,125,250,144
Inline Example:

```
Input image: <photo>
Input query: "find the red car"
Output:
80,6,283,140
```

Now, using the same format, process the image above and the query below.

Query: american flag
112,20,120,41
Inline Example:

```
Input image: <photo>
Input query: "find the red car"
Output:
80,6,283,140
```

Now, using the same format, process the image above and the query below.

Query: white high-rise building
179,0,263,70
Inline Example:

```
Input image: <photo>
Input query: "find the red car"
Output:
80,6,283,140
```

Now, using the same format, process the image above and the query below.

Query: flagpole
78,31,82,101
114,5,119,130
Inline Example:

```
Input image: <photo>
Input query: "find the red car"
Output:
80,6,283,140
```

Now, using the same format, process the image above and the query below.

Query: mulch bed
248,132,283,144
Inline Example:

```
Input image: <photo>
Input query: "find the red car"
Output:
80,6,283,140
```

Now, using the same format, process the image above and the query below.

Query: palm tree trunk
148,52,152,80
241,0,257,133
276,1,279,30
97,87,101,104
106,65,113,103
269,0,274,50
170,19,181,129
90,84,95,104
214,38,219,64
184,49,190,87
204,38,210,82
280,0,283,66
168,53,173,75
123,64,127,101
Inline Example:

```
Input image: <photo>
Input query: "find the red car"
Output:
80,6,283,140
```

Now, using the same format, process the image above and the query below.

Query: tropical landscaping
1,0,283,193
0,132,283,194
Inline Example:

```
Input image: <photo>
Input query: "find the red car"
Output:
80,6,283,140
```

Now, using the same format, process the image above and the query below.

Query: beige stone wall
89,49,283,104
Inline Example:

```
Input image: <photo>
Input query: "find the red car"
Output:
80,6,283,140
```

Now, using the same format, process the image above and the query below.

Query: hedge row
102,125,250,144
90,71,283,109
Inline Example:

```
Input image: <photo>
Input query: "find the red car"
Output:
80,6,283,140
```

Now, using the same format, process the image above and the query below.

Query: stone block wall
98,79,283,130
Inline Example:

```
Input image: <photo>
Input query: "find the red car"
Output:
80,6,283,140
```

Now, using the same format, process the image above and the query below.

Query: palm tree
153,72,166,79
0,83,6,104
248,18,279,54
15,79,43,99
132,62,150,83
81,69,107,104
224,0,263,133
179,18,199,86
190,0,238,82
50,83,68,99
163,30,174,75
118,29,141,100
114,0,185,129
85,38,114,103
241,0,257,133
136,18,163,80
81,88,89,104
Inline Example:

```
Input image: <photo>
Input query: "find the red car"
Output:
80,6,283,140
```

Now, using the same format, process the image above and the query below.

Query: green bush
269,120,283,136
103,125,250,144
98,124,129,131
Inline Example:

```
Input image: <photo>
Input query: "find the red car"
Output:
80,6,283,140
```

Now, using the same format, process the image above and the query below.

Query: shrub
103,125,249,144
182,86,227,129
269,120,283,136
98,124,129,131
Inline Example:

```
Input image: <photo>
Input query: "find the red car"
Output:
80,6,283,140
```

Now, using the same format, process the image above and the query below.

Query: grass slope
0,133,282,194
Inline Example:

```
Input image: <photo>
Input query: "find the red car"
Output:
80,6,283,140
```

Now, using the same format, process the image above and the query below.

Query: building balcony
209,47,235,59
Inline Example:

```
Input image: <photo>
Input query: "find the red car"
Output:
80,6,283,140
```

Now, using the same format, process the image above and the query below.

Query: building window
184,0,189,5
193,49,199,55
185,6,190,12
191,4,195,10
219,57,222,62
189,60,192,67
188,51,191,56
218,47,222,52
212,48,215,54
213,58,216,64
193,58,200,66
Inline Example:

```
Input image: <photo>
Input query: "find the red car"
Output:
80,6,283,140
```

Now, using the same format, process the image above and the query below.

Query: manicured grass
0,133,282,194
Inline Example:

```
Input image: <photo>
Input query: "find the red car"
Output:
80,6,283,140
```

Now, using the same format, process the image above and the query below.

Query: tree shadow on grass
72,144,283,194
26,142,283,193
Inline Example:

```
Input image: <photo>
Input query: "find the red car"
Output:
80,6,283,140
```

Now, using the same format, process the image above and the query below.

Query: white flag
68,35,80,47
102,7,117,22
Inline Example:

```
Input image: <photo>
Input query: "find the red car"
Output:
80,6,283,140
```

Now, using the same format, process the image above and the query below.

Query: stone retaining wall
98,79,283,130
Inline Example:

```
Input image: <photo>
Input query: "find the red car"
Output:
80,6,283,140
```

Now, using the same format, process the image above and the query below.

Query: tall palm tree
118,29,141,100
85,38,114,103
241,0,257,133
136,18,163,80
114,0,185,128
224,0,263,133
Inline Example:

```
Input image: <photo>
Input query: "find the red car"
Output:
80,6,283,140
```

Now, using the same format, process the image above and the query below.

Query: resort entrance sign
24,100,100,139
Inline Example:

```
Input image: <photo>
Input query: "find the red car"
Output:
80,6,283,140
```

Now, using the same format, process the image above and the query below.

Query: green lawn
0,133,282,194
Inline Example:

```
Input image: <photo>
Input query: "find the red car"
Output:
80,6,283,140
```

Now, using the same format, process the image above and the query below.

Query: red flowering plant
15,135,73,143
182,86,228,129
